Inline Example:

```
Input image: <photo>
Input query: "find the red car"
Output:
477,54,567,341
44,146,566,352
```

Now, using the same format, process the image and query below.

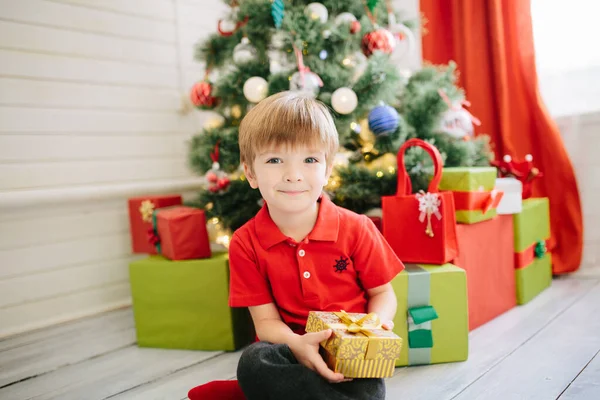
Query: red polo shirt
228,195,404,331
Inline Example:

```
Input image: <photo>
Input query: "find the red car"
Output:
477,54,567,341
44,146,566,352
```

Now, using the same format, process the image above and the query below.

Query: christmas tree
187,0,492,238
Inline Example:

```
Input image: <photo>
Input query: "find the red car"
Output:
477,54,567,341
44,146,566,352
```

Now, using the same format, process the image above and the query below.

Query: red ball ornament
205,171,218,183
361,28,395,57
190,81,219,109
217,177,230,190
350,20,361,34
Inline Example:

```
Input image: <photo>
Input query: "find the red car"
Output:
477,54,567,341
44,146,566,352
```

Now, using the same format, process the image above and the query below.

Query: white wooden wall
558,113,600,275
0,0,230,338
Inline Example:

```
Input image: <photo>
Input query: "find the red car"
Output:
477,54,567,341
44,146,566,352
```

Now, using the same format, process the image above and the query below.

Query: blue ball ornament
368,104,400,136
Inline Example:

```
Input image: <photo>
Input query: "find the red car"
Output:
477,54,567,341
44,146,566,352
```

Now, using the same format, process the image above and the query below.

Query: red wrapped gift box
453,215,516,330
128,195,182,254
154,206,211,261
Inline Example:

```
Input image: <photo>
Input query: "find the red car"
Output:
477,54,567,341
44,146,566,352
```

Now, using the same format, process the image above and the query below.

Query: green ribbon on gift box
149,210,162,253
406,264,439,364
534,240,547,259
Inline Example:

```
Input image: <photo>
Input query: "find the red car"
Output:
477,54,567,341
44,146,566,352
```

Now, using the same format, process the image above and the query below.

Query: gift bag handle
396,138,444,195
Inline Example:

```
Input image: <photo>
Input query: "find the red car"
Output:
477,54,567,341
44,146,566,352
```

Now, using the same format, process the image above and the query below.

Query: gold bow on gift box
139,200,156,223
332,311,381,333
328,311,382,360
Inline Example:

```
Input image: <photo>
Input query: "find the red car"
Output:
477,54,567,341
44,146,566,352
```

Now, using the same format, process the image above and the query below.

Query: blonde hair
238,91,339,170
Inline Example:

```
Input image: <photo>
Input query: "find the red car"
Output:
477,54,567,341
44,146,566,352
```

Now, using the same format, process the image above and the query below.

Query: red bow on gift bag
382,138,459,264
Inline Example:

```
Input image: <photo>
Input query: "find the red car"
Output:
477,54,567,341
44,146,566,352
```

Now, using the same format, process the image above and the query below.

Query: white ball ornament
219,18,237,34
233,37,258,65
331,87,358,115
305,3,328,23
439,107,476,139
243,77,268,103
335,12,357,26
271,31,288,49
289,71,321,98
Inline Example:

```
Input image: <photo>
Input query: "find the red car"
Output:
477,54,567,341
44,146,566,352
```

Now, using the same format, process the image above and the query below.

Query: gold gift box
305,311,403,378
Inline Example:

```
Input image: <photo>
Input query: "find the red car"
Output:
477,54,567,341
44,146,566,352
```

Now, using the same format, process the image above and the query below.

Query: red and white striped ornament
361,28,395,57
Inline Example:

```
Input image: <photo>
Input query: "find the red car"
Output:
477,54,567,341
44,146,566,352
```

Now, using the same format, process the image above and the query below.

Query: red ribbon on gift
452,189,504,214
147,227,160,246
515,239,554,269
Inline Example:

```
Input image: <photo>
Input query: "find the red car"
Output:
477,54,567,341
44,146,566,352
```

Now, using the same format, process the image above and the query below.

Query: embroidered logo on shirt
333,256,349,273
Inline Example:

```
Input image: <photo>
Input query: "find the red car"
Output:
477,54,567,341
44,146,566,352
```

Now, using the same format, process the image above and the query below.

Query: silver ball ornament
289,71,321,98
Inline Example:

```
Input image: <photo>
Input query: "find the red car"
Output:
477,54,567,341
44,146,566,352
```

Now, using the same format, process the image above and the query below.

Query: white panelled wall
0,0,229,338
557,113,600,275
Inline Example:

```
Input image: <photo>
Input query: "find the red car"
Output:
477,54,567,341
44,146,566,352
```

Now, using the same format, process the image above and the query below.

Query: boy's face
244,143,333,216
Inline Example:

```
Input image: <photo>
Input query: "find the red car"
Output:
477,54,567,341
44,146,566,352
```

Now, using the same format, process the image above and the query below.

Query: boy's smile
280,190,306,196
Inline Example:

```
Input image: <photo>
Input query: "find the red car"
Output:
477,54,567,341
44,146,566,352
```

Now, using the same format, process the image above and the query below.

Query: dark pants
237,342,386,400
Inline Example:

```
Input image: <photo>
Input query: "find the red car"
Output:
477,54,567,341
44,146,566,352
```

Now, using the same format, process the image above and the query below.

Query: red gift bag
382,138,459,264
128,194,182,254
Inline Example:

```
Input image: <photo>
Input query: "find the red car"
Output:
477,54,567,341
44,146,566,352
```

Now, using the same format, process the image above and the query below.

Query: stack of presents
127,196,254,351
126,138,553,375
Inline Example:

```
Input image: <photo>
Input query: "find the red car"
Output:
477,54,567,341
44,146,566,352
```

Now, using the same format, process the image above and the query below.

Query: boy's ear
243,162,259,189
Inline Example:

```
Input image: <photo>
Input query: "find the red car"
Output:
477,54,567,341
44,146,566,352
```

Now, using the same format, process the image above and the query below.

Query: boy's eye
266,158,282,164
305,157,319,163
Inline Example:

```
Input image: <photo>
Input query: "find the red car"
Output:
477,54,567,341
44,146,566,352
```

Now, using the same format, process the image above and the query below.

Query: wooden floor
1,272,600,400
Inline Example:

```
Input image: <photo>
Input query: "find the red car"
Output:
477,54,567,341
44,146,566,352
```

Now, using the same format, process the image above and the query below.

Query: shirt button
303,271,311,279
299,249,306,257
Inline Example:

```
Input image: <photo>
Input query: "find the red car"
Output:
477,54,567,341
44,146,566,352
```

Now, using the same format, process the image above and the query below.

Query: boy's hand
289,329,350,383
381,320,395,330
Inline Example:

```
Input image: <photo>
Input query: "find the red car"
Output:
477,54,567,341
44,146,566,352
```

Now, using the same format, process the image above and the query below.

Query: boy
230,91,404,400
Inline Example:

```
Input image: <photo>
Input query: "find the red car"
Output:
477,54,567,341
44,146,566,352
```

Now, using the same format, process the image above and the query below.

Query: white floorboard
558,350,600,400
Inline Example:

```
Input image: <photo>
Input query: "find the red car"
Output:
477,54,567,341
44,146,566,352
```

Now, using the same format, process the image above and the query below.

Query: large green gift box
128,253,253,351
438,167,500,224
513,198,552,304
391,264,469,366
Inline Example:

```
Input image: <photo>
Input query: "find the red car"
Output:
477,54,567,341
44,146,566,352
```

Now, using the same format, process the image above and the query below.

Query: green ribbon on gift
150,210,162,254
406,264,439,364
534,240,547,259
409,305,439,325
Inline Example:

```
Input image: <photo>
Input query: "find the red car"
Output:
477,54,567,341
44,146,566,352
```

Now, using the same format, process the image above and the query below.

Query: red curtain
420,0,583,274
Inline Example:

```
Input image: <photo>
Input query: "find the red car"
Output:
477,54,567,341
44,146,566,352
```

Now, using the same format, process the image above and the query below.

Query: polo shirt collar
255,195,340,249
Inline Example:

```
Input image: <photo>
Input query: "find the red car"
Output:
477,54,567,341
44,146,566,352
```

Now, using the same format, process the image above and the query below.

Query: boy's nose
284,168,303,182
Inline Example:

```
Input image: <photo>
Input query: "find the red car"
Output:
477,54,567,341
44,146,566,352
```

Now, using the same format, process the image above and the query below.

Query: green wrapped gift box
438,167,500,224
513,198,552,304
129,253,254,351
391,264,469,366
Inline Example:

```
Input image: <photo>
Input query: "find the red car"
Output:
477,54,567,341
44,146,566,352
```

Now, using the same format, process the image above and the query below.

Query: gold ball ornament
231,105,242,119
